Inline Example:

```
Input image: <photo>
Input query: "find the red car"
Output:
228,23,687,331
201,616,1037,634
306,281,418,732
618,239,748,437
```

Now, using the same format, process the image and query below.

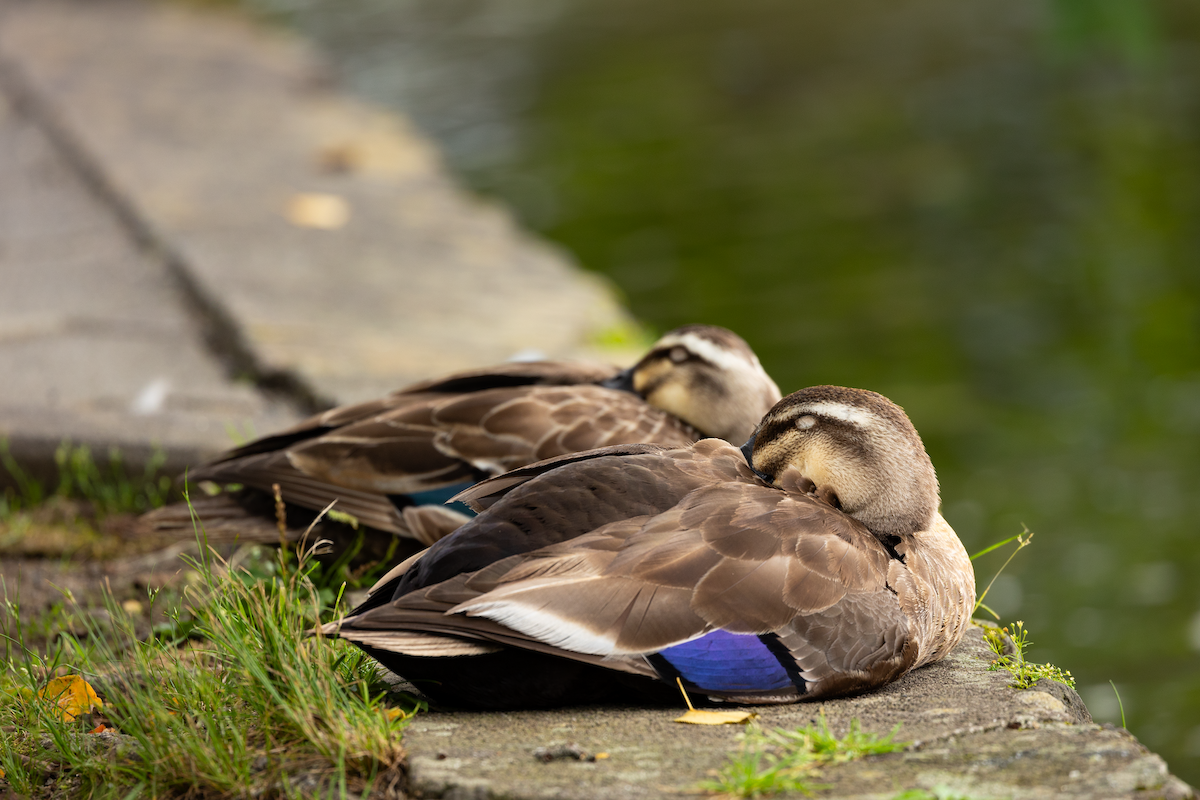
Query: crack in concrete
0,51,330,416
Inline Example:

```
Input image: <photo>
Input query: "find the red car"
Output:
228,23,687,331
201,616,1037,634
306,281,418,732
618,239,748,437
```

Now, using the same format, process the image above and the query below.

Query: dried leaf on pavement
674,708,757,726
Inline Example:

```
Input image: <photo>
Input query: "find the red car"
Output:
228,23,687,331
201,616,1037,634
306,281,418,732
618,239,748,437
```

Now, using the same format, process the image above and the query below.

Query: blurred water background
240,0,1200,782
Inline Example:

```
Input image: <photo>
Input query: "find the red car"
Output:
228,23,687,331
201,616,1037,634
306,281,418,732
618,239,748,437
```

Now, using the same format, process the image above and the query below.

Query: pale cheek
649,382,693,420
800,441,833,481
802,458,835,489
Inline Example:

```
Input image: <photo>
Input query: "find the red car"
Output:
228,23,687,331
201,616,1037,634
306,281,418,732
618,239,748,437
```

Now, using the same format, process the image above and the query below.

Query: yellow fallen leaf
286,193,350,230
88,723,109,735
671,677,756,725
674,708,757,725
38,675,102,722
1,765,6,780
384,707,411,722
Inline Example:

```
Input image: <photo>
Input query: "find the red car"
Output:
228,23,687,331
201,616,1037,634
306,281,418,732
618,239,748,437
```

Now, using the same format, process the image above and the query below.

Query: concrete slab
0,78,296,481
0,0,635,410
401,628,1191,799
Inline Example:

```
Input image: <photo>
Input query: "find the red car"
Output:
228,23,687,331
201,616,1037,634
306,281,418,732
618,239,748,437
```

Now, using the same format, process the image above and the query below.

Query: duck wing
187,364,696,539
194,360,621,474
207,361,621,462
332,441,919,703
426,385,699,475
195,385,698,505
389,439,742,598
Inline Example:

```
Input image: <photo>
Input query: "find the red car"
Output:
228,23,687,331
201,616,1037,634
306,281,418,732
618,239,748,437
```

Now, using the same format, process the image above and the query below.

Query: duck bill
599,367,637,394
740,432,773,483
740,432,757,463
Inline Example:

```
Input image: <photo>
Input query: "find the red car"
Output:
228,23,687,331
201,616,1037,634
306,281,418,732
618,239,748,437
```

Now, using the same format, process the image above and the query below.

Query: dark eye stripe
756,409,857,448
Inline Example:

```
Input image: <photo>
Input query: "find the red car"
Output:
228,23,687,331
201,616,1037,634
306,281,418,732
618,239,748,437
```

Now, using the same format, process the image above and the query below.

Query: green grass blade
968,533,1024,561
1110,680,1126,729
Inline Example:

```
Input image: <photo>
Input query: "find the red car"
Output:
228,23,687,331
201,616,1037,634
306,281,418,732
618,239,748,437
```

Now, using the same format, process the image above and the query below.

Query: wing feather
185,364,696,540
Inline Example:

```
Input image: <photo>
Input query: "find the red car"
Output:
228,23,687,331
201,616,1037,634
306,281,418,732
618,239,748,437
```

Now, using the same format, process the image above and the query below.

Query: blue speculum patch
397,483,476,516
656,629,793,692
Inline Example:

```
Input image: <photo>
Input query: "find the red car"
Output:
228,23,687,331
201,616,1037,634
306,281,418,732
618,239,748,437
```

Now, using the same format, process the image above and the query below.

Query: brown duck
168,325,780,544
324,385,976,708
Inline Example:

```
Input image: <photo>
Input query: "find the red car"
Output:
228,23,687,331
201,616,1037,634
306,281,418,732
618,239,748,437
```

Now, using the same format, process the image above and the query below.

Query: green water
251,0,1200,782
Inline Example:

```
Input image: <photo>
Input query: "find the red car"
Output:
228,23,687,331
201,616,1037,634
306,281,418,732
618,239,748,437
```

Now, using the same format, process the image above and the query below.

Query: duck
323,385,976,709
150,325,781,545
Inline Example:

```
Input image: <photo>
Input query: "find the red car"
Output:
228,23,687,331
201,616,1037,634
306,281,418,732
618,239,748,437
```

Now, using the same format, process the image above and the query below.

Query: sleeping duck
324,385,975,708
151,325,780,544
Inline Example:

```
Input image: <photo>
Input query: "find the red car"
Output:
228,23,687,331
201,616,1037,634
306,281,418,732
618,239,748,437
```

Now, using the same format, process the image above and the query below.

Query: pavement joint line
0,49,331,417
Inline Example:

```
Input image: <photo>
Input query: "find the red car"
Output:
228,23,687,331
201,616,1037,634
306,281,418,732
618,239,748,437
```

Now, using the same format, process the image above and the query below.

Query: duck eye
668,346,689,364
795,415,816,430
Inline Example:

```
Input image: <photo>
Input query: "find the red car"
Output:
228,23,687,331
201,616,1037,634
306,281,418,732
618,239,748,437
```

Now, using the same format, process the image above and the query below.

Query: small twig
272,483,287,548
676,677,695,711
298,500,339,562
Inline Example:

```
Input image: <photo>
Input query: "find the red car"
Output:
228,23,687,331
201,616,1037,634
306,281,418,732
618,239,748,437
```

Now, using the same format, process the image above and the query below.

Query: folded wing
185,367,698,539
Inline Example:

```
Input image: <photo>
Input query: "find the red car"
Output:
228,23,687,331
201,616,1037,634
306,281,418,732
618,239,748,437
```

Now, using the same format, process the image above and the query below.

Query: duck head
605,324,782,443
748,385,939,539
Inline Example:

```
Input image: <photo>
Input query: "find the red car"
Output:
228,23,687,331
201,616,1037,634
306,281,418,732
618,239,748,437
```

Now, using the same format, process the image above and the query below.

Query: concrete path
0,64,294,478
0,0,633,481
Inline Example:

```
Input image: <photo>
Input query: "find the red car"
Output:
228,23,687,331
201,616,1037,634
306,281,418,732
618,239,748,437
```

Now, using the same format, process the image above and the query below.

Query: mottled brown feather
186,372,702,539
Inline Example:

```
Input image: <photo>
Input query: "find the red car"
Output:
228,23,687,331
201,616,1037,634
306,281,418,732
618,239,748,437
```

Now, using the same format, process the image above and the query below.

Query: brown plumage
325,386,975,708
143,325,780,544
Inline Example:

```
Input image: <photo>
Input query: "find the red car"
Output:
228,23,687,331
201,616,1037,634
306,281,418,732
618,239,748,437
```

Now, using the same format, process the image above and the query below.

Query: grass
0,496,420,799
1,438,177,561
969,526,1033,621
1,438,173,520
1109,679,1127,728
700,715,905,797
981,620,1075,690
890,787,989,800
969,528,1076,692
